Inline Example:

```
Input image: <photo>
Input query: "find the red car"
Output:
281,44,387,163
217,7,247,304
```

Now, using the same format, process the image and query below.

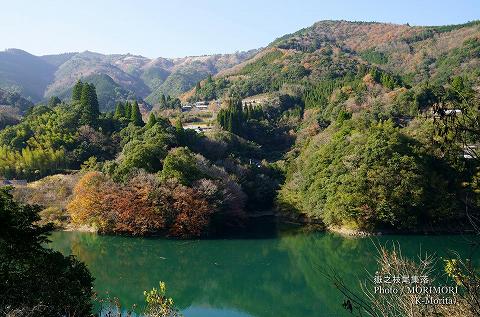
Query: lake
49,229,479,317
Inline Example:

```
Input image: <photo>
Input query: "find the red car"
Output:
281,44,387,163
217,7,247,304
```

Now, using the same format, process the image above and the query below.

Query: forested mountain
2,19,480,237
0,49,258,111
0,49,56,101
183,19,480,231
186,20,480,101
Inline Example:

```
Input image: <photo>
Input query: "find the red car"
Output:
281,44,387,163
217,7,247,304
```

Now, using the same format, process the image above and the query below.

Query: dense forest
1,20,480,238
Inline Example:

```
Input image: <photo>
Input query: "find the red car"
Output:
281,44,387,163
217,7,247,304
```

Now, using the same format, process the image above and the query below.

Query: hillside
144,50,258,104
273,20,480,83
0,87,34,129
44,52,151,111
0,49,257,111
68,73,137,112
0,87,34,113
174,20,480,232
184,20,480,101
0,49,56,101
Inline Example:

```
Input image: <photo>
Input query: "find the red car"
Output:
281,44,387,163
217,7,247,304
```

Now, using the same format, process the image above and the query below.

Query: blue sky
0,0,479,58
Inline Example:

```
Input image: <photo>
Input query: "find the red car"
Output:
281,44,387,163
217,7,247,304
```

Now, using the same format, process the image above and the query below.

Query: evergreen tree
216,98,245,134
230,111,237,132
146,113,157,129
195,82,201,92
79,84,91,125
245,104,251,120
175,118,185,144
130,101,144,126
124,101,131,120
72,80,84,101
114,102,125,119
89,84,99,115
369,67,382,83
0,187,94,315
159,94,167,109
171,98,181,109
79,83,99,126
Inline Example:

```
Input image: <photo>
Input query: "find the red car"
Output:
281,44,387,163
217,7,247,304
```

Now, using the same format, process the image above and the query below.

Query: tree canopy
0,187,93,316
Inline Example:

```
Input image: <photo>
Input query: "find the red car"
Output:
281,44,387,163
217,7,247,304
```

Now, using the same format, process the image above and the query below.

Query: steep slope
138,57,173,92
271,20,480,83
45,51,151,102
0,48,256,110
0,49,56,101
184,20,480,102
144,50,258,103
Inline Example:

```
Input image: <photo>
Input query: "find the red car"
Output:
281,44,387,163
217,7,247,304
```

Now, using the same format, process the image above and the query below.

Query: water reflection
49,231,478,317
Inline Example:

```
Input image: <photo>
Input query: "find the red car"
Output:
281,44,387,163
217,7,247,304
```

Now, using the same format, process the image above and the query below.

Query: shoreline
326,226,477,238
62,224,97,233
58,219,477,239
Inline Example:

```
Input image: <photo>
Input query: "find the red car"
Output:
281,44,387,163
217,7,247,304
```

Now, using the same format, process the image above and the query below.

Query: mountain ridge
1,19,479,111
181,19,480,102
0,48,259,111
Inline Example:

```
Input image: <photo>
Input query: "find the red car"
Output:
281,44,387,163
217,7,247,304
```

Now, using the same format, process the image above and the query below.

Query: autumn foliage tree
67,171,111,228
170,186,212,238
68,171,228,237
68,171,163,235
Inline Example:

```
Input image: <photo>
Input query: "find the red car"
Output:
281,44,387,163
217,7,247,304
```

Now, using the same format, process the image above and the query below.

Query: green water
49,230,479,317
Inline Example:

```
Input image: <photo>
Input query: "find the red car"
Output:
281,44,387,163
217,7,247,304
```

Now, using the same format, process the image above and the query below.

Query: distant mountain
3,20,478,112
145,51,257,104
0,48,258,111
44,51,152,110
40,52,77,67
0,49,56,101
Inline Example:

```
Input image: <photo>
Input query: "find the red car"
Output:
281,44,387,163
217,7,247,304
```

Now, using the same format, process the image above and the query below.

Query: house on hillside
184,125,214,133
181,104,193,112
241,94,272,108
181,101,212,112
431,108,462,118
194,101,209,110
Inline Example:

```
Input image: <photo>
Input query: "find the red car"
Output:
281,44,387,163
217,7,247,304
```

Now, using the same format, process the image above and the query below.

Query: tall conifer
72,80,83,101
114,102,125,119
124,101,131,120
146,113,157,128
130,101,144,126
